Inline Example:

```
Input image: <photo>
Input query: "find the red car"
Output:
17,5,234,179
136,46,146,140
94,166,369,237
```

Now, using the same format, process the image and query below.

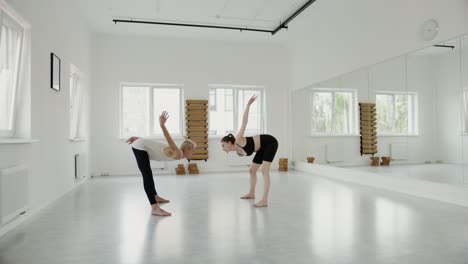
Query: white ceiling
74,0,310,41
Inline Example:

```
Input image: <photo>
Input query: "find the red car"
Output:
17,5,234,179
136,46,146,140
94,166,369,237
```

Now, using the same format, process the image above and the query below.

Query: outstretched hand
247,95,257,106
159,111,169,127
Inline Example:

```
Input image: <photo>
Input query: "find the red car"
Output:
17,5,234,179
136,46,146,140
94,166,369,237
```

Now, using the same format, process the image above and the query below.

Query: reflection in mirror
462,35,468,184
292,34,468,187
405,38,462,184
292,71,364,165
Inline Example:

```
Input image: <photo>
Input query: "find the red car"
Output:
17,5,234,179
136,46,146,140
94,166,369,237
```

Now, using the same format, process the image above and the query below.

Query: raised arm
159,111,179,151
236,95,257,139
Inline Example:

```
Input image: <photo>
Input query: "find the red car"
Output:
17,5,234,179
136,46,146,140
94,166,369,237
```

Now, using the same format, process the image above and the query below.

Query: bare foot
152,207,172,216
254,200,268,208
155,196,170,203
240,193,255,199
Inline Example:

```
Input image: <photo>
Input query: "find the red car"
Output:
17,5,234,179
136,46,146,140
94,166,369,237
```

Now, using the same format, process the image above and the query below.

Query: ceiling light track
112,0,317,35
433,44,455,49
113,19,273,33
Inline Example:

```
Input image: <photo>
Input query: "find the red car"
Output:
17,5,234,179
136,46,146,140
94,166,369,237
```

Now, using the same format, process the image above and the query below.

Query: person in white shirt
126,111,196,216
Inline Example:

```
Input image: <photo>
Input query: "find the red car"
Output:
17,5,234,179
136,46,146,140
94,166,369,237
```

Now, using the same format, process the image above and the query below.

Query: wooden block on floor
175,168,186,175
370,157,380,166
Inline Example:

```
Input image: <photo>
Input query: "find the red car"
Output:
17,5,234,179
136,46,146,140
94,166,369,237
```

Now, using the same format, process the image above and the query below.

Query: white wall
91,35,290,175
285,0,468,91
0,0,92,214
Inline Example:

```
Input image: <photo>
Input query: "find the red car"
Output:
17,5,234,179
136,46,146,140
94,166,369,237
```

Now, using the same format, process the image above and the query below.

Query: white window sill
69,138,86,142
0,138,38,144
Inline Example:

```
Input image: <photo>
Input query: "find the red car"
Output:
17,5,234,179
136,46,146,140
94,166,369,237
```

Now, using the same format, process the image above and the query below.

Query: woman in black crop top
221,95,278,208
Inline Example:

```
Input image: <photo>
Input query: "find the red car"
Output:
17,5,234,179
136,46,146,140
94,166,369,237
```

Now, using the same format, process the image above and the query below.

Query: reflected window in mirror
376,92,418,136
310,88,358,135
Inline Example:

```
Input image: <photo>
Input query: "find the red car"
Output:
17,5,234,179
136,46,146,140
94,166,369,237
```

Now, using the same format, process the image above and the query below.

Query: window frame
120,83,184,139
309,88,359,136
0,8,25,138
208,84,266,137
375,91,419,136
69,64,85,140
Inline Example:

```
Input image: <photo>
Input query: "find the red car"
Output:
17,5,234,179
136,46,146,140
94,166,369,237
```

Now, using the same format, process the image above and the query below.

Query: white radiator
0,165,28,226
390,143,408,160
74,153,87,179
326,143,344,163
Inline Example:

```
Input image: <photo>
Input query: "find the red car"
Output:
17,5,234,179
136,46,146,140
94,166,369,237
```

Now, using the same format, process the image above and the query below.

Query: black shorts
252,134,279,164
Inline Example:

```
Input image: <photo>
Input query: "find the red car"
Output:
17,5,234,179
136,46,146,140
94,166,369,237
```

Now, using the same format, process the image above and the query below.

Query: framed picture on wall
50,53,61,91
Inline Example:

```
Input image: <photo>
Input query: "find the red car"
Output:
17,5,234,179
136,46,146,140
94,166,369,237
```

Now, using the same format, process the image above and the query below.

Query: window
209,86,265,136
121,84,182,138
69,64,84,140
310,89,357,135
376,92,418,135
0,9,24,138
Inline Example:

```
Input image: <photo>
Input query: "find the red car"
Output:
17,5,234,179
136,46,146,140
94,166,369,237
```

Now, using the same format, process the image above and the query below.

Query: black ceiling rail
113,19,273,33
433,44,455,49
112,0,318,35
272,0,317,35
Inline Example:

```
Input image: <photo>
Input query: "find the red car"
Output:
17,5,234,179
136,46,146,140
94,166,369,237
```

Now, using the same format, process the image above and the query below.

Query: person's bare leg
255,162,271,207
151,203,171,216
241,163,261,199
155,195,170,203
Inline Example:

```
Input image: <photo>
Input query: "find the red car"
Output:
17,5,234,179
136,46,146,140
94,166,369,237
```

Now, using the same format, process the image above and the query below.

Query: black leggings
132,148,158,205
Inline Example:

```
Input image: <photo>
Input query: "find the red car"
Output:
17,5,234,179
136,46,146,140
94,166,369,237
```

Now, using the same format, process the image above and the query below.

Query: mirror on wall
406,38,462,184
292,34,468,186
462,35,468,184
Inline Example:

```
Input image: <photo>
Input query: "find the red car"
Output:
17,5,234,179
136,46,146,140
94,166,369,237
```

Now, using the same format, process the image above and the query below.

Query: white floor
1,170,468,264
350,163,468,185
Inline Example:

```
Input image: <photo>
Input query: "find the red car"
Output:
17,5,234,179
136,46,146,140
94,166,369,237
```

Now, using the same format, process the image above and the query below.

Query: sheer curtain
0,10,23,137
70,72,84,139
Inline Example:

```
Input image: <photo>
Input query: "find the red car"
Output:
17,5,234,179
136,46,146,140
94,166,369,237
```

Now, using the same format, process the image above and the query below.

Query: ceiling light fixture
112,0,317,35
